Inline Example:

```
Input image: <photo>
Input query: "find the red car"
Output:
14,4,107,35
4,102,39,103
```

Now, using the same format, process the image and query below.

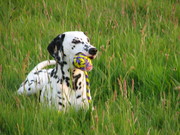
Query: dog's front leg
72,69,89,110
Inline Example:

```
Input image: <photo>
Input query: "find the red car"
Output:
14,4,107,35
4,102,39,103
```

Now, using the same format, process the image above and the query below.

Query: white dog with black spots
18,31,97,111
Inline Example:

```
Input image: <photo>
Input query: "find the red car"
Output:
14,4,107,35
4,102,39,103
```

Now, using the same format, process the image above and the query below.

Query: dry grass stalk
132,2,137,28
0,64,2,81
140,23,147,51
22,52,30,77
42,0,50,20
123,79,127,98
117,77,123,96
113,90,117,101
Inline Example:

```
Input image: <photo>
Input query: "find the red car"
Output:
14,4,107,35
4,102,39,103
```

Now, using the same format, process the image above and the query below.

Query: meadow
0,0,179,134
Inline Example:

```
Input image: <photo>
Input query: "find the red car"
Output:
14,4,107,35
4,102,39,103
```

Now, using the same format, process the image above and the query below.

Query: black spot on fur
63,61,67,65
54,75,58,79
24,79,28,84
72,46,76,50
34,70,43,75
66,82,70,87
57,91,61,94
58,96,62,99
59,102,65,107
76,95,81,99
57,79,60,83
72,70,75,75
60,79,63,84
65,77,70,87
84,45,90,52
58,61,64,66
62,70,65,75
51,69,55,77
34,72,38,75
73,74,81,90
65,77,70,81
79,82,81,86
58,96,65,100
28,88,31,91
72,39,81,44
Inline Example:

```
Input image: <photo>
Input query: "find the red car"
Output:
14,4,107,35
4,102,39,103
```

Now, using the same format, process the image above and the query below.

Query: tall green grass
0,0,179,134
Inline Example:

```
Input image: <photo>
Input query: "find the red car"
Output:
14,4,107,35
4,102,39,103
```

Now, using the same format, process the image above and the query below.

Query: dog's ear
47,34,65,59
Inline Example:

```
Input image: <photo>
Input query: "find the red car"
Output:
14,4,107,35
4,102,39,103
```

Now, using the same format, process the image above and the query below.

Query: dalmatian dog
18,31,97,111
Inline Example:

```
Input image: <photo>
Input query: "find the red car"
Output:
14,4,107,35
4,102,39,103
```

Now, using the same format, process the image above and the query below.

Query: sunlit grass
0,0,179,134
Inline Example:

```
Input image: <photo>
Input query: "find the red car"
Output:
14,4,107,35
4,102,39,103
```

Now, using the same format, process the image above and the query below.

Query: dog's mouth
76,52,97,60
87,55,96,60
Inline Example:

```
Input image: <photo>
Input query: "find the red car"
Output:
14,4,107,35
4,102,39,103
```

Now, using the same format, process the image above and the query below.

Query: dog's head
47,31,97,66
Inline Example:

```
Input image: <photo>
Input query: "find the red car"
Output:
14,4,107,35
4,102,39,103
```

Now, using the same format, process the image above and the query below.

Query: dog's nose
89,48,97,55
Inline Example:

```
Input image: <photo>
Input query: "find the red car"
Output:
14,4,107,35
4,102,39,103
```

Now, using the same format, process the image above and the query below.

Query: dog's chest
45,68,88,109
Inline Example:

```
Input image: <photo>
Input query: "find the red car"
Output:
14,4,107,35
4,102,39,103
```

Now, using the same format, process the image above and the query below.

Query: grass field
0,0,179,134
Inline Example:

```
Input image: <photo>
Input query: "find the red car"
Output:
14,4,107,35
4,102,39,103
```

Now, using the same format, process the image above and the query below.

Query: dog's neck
54,56,75,87
56,59,70,78
54,57,92,104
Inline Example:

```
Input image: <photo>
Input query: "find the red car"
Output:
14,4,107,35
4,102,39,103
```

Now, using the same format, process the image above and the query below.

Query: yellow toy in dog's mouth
73,53,93,71
73,53,93,103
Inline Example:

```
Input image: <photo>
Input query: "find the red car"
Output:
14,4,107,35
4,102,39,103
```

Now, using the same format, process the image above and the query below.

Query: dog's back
17,60,56,95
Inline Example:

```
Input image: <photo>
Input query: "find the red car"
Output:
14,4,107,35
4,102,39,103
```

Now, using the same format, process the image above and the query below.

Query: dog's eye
72,39,81,44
